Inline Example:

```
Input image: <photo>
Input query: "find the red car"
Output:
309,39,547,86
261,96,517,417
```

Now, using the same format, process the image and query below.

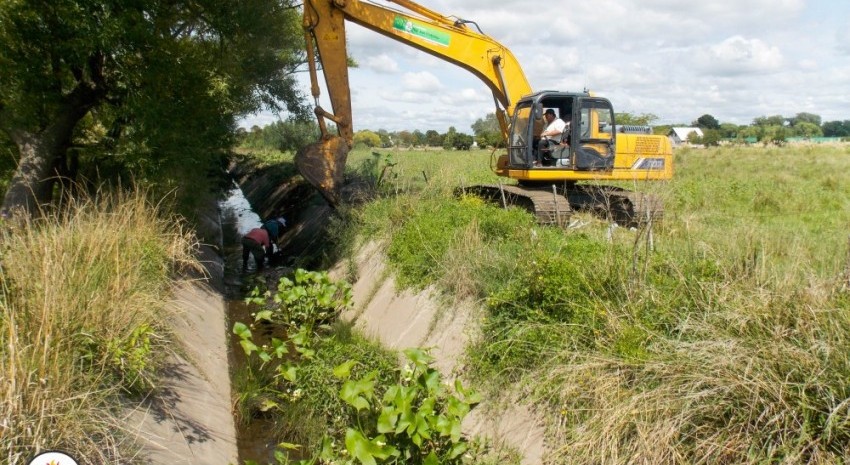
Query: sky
240,0,850,133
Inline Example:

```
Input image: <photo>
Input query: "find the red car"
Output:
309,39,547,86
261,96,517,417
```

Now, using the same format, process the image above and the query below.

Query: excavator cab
506,92,616,171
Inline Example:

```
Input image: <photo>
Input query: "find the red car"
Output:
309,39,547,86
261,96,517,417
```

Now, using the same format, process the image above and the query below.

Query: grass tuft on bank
0,190,199,463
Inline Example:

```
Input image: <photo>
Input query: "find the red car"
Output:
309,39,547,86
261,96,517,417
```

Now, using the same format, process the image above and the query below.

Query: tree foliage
452,133,474,150
616,112,659,127
442,127,457,150
792,122,823,138
789,112,822,127
424,130,442,147
0,0,307,215
822,120,850,137
693,114,721,130
354,130,382,148
470,113,503,148
241,119,320,153
752,115,786,127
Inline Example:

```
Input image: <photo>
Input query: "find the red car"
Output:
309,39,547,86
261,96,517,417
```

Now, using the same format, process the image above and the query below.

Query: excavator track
466,182,663,229
562,185,663,228
460,184,572,227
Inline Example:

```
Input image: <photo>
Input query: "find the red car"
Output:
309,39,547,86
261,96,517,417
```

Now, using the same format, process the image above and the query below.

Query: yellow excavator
297,0,673,226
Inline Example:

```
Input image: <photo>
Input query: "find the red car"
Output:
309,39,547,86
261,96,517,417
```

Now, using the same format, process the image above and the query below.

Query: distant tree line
347,126,475,150
241,122,476,151
659,112,850,146
467,111,850,148
242,109,850,155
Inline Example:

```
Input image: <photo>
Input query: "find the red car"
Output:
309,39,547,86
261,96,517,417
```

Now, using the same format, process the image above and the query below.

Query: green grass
347,147,501,193
665,145,850,281
0,190,199,464
338,143,850,464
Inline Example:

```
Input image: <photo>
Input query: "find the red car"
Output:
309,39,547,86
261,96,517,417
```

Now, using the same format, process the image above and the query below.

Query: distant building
668,127,704,146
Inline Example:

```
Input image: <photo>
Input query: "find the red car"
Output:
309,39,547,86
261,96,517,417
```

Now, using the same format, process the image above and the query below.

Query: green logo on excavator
392,16,450,47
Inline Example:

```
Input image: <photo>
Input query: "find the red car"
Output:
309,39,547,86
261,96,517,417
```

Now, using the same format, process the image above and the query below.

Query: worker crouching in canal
241,217,287,273
241,227,272,273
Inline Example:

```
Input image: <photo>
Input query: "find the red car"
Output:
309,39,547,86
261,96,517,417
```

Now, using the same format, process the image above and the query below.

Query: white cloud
378,90,430,104
363,54,399,73
455,88,489,103
401,71,443,92
695,36,784,76
241,0,850,132
838,20,850,55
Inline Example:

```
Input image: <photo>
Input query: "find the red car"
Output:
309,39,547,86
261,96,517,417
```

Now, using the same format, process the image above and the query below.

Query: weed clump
0,191,198,463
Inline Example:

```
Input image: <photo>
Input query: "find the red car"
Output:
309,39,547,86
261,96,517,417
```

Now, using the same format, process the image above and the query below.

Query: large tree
822,120,850,137
471,113,503,148
790,112,821,127
693,114,720,130
0,0,306,216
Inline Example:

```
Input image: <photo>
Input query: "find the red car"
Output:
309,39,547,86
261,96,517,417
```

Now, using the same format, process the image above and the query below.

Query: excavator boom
297,0,672,227
298,0,531,205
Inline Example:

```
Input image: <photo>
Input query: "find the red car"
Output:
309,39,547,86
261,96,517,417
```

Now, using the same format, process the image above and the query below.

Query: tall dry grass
538,274,850,464
524,145,850,463
0,191,199,464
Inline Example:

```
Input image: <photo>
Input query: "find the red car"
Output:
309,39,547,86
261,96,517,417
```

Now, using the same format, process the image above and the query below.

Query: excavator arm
298,0,533,205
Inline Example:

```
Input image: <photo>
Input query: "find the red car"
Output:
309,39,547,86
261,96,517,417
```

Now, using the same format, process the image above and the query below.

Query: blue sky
241,0,850,133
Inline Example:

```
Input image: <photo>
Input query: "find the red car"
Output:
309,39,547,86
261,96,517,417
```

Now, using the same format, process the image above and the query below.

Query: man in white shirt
541,109,566,140
536,109,567,165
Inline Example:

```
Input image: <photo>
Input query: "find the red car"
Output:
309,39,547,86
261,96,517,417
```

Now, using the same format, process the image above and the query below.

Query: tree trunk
2,131,55,215
1,85,99,217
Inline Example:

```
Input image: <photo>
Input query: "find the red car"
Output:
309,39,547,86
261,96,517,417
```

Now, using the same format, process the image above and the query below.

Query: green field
348,144,850,280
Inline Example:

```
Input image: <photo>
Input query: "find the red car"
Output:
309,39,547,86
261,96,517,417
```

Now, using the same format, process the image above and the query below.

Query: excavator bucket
295,135,350,207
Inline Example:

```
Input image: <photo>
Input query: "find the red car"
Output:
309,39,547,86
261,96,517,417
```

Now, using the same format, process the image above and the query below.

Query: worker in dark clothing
241,227,272,272
262,217,287,243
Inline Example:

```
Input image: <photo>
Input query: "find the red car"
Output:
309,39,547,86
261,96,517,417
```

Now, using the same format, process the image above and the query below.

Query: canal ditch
218,158,547,464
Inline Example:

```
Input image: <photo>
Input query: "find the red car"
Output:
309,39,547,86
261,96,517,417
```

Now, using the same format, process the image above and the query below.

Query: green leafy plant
236,273,481,464
78,323,158,394
320,348,480,465
245,269,353,336
235,312,482,465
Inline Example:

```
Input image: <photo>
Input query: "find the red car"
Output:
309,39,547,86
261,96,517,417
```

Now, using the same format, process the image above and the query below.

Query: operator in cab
536,108,567,165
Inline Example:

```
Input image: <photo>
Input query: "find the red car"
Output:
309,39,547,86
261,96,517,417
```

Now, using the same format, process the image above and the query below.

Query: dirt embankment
330,242,547,465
